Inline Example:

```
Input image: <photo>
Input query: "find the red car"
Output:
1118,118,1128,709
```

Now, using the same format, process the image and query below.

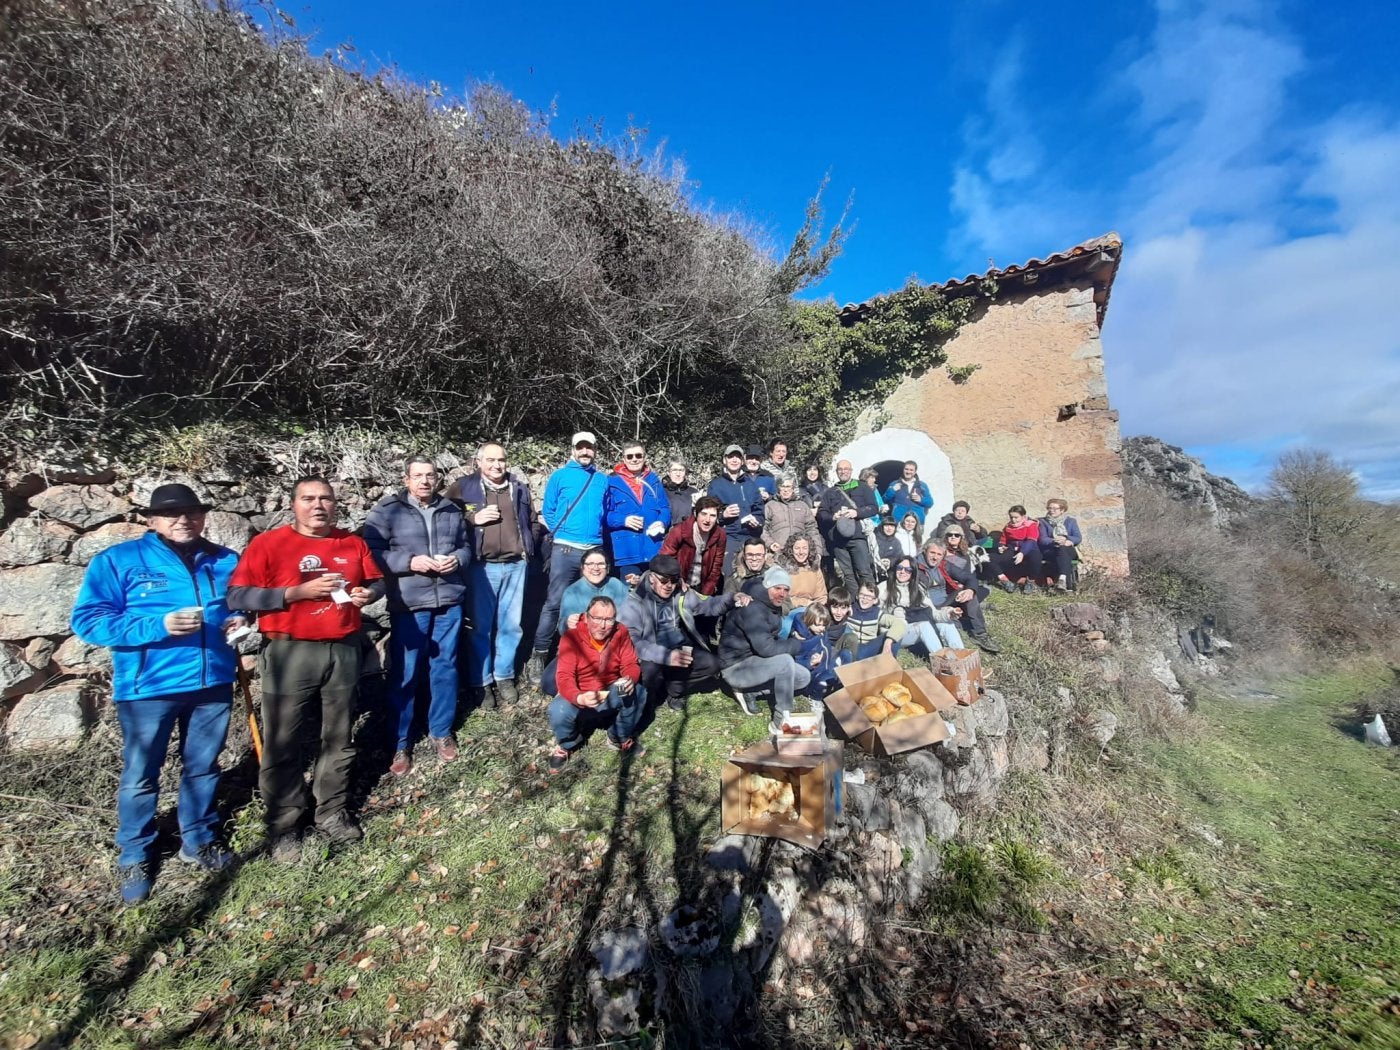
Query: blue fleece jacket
70,531,239,701
540,459,605,547
604,468,671,567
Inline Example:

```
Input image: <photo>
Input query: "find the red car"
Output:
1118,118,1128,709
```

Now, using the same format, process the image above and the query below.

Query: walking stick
235,659,264,764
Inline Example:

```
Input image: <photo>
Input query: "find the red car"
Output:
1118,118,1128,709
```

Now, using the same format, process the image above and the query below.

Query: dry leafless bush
1,0,842,457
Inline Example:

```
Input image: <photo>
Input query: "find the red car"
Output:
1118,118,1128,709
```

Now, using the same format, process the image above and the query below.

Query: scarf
613,461,647,502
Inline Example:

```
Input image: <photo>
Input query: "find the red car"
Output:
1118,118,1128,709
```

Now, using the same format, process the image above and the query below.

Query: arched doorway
830,428,955,517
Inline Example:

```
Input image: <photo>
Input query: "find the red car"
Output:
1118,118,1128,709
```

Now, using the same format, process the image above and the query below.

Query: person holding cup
71,483,247,905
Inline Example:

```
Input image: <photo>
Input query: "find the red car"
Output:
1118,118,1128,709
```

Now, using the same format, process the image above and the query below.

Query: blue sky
278,0,1400,499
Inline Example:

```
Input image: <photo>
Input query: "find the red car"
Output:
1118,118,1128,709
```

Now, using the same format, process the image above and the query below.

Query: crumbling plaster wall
851,281,1129,575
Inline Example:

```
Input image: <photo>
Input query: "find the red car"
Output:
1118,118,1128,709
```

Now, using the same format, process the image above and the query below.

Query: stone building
834,232,1129,576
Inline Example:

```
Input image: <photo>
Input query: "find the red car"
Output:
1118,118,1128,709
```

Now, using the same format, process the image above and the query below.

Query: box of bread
931,647,983,705
825,652,956,756
770,709,826,755
720,740,842,848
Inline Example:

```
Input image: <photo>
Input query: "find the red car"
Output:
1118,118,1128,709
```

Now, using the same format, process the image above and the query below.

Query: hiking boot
389,749,412,777
526,651,548,688
119,862,153,905
472,684,497,711
971,632,1001,654
270,833,301,864
178,842,234,872
432,735,458,762
495,679,518,706
734,691,758,716
605,735,647,758
1000,579,1015,593
317,813,363,845
547,744,572,774
1056,575,1069,591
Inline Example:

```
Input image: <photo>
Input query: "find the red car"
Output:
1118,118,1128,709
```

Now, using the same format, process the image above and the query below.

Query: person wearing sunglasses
880,555,965,657
604,442,671,585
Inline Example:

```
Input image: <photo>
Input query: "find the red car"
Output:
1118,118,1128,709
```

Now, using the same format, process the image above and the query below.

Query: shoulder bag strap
553,470,597,537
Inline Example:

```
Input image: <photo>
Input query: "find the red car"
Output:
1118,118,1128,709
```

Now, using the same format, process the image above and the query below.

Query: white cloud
948,1,1400,500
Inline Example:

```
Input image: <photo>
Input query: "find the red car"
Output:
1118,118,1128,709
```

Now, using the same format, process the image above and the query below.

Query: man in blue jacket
705,443,765,576
604,440,670,583
71,483,245,905
448,442,535,710
883,460,935,526
363,457,471,776
528,431,607,682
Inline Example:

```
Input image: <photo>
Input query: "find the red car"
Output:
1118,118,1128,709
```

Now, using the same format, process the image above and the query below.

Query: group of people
70,431,1083,904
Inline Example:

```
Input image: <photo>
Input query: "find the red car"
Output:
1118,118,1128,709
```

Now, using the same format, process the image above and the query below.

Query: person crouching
547,596,646,773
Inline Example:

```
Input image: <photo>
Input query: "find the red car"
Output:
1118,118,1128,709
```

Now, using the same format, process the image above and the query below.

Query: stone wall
844,281,1129,575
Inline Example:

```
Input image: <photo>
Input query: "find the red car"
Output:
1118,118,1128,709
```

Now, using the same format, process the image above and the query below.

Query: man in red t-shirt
229,476,384,860
546,596,645,773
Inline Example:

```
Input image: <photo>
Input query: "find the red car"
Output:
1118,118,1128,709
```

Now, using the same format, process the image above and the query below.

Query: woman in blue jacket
70,484,244,904
1037,497,1083,591
604,443,672,582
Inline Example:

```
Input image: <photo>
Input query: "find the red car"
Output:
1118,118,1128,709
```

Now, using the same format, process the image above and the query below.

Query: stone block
69,522,147,566
918,796,960,842
29,485,131,530
54,634,111,674
0,564,86,640
24,637,56,671
0,518,77,566
203,511,256,553
970,690,1010,738
6,684,87,749
1061,453,1123,480
1084,709,1118,746
1051,602,1111,633
843,782,893,832
1011,729,1051,772
1,643,44,697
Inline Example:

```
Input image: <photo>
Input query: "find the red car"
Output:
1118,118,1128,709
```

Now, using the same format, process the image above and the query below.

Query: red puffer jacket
555,618,642,704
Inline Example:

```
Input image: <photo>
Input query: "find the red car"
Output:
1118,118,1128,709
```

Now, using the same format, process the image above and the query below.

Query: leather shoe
389,749,412,777
432,735,458,762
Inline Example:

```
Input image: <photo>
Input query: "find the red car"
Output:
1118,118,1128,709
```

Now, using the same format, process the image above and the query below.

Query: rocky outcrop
1122,436,1254,527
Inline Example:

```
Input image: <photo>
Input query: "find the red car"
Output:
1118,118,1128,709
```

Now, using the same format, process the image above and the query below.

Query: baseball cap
744,444,764,459
723,444,744,457
571,431,597,448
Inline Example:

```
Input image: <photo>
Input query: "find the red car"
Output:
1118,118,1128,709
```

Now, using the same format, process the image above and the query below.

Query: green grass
1114,669,1400,1049
0,691,772,1048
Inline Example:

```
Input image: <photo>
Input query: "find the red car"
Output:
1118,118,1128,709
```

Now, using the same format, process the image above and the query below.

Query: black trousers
991,547,1043,583
641,649,722,704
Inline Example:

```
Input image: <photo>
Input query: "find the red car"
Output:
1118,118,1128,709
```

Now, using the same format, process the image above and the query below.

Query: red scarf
613,461,647,502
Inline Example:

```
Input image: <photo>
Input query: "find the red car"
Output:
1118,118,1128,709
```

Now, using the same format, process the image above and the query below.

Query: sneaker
734,691,759,716
432,735,458,762
119,862,152,905
547,744,572,774
971,632,1002,655
317,813,363,845
389,749,412,777
1021,581,1037,595
270,833,301,864
1056,575,1069,591
495,679,518,706
605,735,647,758
1000,579,1015,593
178,842,234,872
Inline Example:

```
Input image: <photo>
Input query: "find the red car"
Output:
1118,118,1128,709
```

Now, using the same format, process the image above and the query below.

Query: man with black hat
617,553,749,710
71,483,246,904
227,477,384,861
705,443,765,576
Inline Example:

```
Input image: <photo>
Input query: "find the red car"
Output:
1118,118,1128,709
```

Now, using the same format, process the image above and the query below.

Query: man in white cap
528,430,607,684
717,565,810,718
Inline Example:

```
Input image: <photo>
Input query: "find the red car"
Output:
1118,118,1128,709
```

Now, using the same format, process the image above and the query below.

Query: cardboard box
770,710,826,755
720,741,842,849
825,652,954,756
931,647,983,705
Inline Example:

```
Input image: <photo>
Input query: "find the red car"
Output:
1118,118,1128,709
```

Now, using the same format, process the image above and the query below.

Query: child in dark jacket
791,603,841,700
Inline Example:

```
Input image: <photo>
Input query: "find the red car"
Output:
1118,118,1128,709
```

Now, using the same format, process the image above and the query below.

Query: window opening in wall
1058,403,1079,422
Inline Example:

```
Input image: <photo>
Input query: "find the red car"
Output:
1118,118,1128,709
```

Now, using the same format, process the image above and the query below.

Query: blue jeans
899,620,963,655
389,605,462,749
468,559,527,685
532,545,587,652
548,683,646,750
115,689,232,867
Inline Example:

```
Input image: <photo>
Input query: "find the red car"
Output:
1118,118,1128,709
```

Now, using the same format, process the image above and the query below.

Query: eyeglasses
583,561,608,570
623,453,645,460
586,614,616,625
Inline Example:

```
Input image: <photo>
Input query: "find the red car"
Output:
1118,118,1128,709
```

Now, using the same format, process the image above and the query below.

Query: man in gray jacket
618,554,748,711
363,457,471,776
